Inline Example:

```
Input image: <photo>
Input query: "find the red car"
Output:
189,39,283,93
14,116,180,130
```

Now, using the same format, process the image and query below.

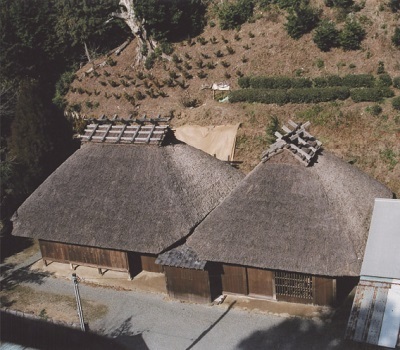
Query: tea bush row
239,74,394,89
229,87,350,104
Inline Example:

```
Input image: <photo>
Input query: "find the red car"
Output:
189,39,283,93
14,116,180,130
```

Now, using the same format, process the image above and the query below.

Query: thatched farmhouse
11,121,244,278
157,121,393,306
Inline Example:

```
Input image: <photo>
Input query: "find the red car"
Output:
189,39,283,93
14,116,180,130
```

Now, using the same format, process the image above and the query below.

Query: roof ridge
262,120,322,166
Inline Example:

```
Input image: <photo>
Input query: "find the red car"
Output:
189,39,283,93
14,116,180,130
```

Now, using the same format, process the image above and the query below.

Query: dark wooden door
221,264,248,295
247,267,274,297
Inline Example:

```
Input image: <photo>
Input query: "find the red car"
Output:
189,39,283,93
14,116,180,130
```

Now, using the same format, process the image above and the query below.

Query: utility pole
72,273,86,331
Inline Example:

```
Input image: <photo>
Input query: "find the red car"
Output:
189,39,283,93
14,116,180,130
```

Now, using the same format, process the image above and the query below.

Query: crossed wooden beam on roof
262,120,322,166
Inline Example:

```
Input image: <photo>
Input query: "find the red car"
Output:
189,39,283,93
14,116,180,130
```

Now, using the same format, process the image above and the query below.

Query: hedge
342,74,375,88
287,87,350,103
239,74,378,89
393,77,400,89
238,76,313,89
313,75,342,87
350,88,394,102
392,96,400,111
229,89,289,105
229,87,350,104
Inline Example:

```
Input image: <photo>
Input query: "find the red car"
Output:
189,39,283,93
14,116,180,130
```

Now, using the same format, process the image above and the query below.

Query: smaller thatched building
175,121,393,306
12,123,244,278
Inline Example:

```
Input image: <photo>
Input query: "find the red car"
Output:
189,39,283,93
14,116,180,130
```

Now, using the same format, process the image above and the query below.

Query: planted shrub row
350,88,394,102
229,87,350,104
239,74,393,90
238,76,312,89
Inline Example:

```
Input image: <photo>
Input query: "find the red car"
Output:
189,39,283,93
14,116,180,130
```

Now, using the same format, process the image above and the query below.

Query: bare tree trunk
109,0,157,64
84,42,91,62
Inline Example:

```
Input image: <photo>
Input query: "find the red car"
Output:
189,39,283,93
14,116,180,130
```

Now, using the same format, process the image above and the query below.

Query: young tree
313,20,339,51
285,4,320,39
339,19,365,50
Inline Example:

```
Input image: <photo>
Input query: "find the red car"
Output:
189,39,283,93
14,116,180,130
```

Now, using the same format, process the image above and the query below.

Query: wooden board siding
221,264,248,295
39,240,129,272
247,268,274,298
164,266,211,303
140,255,163,273
313,276,336,306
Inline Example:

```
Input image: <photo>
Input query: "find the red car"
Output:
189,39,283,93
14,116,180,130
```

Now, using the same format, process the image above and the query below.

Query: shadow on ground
0,235,34,263
236,296,381,350
1,310,130,350
103,316,149,350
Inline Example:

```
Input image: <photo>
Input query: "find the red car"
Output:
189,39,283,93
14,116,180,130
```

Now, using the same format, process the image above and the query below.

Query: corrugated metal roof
346,279,400,348
361,199,400,280
155,245,207,270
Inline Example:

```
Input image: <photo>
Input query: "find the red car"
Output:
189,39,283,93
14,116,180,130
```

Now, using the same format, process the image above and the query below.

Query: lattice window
275,271,313,300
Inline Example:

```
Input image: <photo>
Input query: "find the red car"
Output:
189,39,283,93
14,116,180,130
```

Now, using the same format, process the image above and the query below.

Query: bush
339,20,366,50
238,76,251,88
291,78,313,88
287,87,350,103
388,0,400,12
313,20,340,51
218,0,255,30
285,5,320,39
313,75,342,87
377,74,392,87
392,96,400,110
393,77,400,89
392,27,400,48
350,88,394,102
240,76,312,89
229,89,289,105
229,87,350,104
342,74,375,88
366,105,382,116
330,0,354,7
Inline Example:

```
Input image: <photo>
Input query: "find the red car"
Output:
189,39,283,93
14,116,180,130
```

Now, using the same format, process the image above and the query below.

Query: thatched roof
187,149,392,277
12,143,244,254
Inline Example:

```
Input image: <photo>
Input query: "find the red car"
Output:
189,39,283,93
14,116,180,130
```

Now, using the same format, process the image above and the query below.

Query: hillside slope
66,1,400,195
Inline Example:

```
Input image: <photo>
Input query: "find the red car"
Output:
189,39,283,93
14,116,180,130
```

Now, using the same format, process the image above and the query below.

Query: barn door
247,267,274,298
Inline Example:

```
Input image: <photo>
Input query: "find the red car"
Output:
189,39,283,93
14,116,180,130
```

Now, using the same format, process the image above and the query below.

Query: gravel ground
1,240,366,350
15,275,363,350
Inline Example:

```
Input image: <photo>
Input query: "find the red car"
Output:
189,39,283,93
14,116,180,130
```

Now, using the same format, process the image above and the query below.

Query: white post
72,273,86,331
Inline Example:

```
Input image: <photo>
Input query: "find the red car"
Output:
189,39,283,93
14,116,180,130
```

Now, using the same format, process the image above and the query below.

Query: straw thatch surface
187,150,392,276
12,143,244,254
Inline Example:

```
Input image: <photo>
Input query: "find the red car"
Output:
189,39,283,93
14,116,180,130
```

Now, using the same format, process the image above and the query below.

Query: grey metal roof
360,199,400,280
156,245,207,270
346,279,400,348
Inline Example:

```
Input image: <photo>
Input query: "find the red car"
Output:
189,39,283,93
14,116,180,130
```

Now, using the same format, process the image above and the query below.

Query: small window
275,271,313,300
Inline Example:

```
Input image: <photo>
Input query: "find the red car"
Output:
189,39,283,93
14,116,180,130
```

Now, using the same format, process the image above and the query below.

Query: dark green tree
285,5,319,39
54,0,128,62
217,0,255,30
392,27,400,48
313,20,339,51
9,80,75,194
339,19,365,50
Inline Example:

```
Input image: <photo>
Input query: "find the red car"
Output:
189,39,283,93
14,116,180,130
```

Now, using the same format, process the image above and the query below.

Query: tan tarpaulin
174,124,240,161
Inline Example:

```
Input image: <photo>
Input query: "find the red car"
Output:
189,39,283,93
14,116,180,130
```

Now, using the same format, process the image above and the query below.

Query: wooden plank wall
218,263,336,306
221,264,248,295
164,266,211,303
39,240,129,272
313,276,336,306
140,255,163,273
247,267,274,298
